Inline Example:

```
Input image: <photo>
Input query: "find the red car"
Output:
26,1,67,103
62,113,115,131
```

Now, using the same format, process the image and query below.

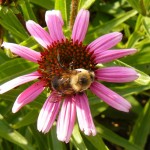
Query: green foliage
0,0,150,149
127,0,150,16
129,100,150,149
0,114,34,150
55,0,70,27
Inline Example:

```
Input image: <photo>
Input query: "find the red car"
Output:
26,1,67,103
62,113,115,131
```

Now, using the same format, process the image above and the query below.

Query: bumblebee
51,69,95,96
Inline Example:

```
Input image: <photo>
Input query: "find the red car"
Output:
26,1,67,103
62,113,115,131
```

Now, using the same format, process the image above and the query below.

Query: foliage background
0,0,150,149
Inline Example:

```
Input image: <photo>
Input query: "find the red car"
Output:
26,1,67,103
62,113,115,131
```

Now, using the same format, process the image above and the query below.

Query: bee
51,68,95,96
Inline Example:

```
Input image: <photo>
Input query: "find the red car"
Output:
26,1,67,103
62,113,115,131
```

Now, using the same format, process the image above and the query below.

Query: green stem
69,0,79,30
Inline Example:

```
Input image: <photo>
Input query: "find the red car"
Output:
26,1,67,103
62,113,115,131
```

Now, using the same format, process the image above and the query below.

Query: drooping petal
94,49,137,64
95,67,139,83
26,20,52,49
45,10,65,42
86,32,122,53
75,93,96,136
2,42,41,63
37,92,61,133
12,81,45,113
90,81,131,112
0,71,41,94
71,9,89,43
57,96,76,143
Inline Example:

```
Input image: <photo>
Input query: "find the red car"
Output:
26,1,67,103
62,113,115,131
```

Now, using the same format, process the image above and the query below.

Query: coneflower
0,9,138,143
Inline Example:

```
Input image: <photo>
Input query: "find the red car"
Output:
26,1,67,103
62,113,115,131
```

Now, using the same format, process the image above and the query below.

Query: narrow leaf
20,0,37,21
12,110,38,129
95,122,141,150
86,10,138,41
51,124,66,150
0,7,29,40
71,124,87,150
79,0,96,9
83,134,108,150
29,0,54,10
0,115,34,150
0,58,37,84
129,100,150,148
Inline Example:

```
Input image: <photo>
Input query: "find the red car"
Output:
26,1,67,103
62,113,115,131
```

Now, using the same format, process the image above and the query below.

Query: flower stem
69,0,79,30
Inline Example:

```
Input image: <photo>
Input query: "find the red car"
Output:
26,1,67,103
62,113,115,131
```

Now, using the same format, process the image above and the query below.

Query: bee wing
60,77,70,84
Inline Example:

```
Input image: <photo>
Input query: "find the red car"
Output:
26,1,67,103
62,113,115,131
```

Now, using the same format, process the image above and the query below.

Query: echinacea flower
0,9,139,143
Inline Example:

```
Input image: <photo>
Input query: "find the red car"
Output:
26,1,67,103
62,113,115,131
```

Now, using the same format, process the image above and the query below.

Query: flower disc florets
38,39,96,89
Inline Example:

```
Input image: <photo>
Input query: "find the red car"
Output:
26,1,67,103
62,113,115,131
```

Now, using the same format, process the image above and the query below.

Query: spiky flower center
38,39,96,90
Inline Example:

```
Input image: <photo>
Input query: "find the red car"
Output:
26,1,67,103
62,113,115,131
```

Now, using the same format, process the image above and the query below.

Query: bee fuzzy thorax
70,69,95,93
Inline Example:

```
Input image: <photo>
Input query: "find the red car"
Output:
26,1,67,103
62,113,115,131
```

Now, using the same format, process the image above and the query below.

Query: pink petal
94,49,137,64
71,9,89,43
86,32,122,53
37,92,61,133
0,71,41,94
51,10,64,26
45,10,65,42
90,81,131,112
2,42,41,63
95,67,139,83
57,96,76,143
26,20,52,49
12,81,45,113
75,93,96,136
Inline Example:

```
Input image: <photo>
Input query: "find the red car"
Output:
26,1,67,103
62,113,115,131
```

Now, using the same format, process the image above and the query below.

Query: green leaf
83,134,108,150
20,36,40,49
12,110,38,129
122,42,150,66
79,0,96,9
50,124,66,150
88,96,108,117
112,83,150,97
29,125,51,150
126,0,141,12
0,87,46,109
126,0,146,15
129,100,150,149
0,58,37,84
20,0,37,21
71,124,87,150
134,14,143,31
126,96,143,115
135,69,150,85
29,0,54,10
0,7,29,41
0,50,10,63
95,122,141,150
0,114,34,150
126,31,144,48
86,10,138,41
143,16,150,37
143,0,150,15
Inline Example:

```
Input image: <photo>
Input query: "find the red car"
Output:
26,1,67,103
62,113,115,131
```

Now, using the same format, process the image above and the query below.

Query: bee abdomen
51,75,73,95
